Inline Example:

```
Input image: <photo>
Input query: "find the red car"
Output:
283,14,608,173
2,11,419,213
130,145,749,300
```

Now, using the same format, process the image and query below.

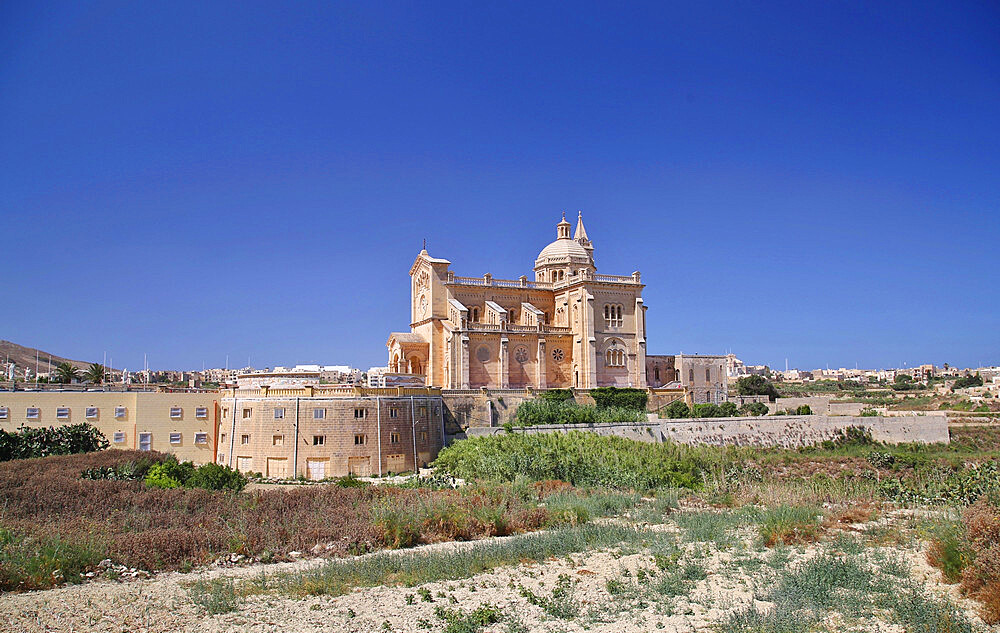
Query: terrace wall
466,414,949,447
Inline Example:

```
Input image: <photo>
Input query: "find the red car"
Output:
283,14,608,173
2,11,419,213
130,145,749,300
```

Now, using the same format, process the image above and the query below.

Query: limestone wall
466,413,949,447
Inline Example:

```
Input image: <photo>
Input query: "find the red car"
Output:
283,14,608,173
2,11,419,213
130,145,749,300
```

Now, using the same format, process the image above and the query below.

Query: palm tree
54,362,80,384
85,362,105,384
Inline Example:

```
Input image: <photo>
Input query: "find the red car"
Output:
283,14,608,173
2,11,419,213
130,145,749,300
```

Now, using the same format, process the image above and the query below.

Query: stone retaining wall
465,413,949,447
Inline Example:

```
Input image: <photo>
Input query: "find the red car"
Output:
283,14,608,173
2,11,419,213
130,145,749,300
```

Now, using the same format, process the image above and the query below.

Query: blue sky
1,1,997,372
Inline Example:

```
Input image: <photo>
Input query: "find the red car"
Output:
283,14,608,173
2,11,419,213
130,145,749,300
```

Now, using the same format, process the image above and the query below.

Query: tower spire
573,210,589,241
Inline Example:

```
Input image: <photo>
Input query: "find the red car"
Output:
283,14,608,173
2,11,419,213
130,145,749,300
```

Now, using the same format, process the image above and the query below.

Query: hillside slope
0,340,93,373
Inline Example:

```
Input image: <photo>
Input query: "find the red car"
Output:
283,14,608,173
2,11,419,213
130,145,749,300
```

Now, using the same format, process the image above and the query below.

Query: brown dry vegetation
0,450,555,590
960,497,1000,624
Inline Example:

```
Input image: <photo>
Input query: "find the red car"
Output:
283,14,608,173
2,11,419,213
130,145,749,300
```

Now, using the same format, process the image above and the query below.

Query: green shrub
432,431,702,490
187,462,247,491
736,375,780,401
589,387,648,411
513,400,644,427
662,400,690,419
538,389,575,403
953,374,983,390
739,402,769,417
690,403,723,418
0,424,109,462
145,462,184,489
719,401,739,417
796,405,813,415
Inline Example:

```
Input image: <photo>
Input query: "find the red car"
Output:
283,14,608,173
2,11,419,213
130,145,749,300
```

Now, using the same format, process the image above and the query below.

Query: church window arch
705,368,711,381
604,304,624,328
471,307,480,323
604,339,626,367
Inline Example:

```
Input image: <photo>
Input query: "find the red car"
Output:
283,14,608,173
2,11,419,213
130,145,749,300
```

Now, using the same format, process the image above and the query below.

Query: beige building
676,354,729,404
389,213,648,390
0,391,219,464
216,385,444,479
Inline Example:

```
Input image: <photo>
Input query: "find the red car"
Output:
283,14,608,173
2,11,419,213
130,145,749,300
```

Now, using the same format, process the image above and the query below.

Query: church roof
535,213,594,267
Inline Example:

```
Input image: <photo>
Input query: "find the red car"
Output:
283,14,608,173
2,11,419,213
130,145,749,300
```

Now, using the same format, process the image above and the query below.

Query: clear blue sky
1,1,998,372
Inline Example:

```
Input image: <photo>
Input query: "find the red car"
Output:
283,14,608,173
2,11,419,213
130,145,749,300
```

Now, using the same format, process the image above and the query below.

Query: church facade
388,214,648,389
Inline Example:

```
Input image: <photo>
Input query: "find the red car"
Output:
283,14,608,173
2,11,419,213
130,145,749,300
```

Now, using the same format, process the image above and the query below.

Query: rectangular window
389,407,398,418
113,431,126,443
169,432,182,444
354,434,366,446
222,407,229,418
240,434,250,445
390,432,400,444
85,407,98,419
420,431,428,443
139,433,152,451
242,408,252,419
170,407,182,419
195,407,208,419
115,406,127,418
354,408,366,419
313,435,325,446
313,408,325,419
56,407,70,419
0,407,7,419
220,433,227,443
418,406,427,417
194,432,208,445
272,435,283,446
273,407,285,420
26,407,39,419
705,368,711,381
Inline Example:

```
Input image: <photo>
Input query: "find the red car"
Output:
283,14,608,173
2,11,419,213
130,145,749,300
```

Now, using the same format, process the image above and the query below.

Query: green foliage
81,456,160,481
859,406,879,417
538,389,575,403
719,401,739,417
432,432,702,490
84,362,106,384
513,400,644,427
820,426,876,450
662,399,690,419
953,374,984,389
736,375,780,401
739,402,769,417
0,423,109,462
434,604,504,633
589,387,648,411
187,578,243,615
690,403,723,418
53,362,80,384
0,528,107,590
878,460,1000,505
187,462,247,491
143,456,245,491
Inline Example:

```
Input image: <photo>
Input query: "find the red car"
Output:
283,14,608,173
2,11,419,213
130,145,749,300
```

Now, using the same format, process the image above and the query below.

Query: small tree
739,402,769,417
719,401,739,417
54,362,80,384
662,399,690,419
735,375,780,402
85,362,106,384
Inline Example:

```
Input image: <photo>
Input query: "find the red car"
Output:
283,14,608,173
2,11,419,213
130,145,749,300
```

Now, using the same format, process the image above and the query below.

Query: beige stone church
388,213,648,389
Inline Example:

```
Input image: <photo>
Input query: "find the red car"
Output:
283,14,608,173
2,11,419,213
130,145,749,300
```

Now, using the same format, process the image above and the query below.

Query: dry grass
0,451,559,590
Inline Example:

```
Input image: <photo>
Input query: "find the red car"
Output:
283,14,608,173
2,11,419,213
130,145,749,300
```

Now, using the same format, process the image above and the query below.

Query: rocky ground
2,509,996,633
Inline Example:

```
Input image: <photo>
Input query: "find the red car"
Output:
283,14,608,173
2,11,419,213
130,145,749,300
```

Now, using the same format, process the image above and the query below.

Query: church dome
534,213,595,270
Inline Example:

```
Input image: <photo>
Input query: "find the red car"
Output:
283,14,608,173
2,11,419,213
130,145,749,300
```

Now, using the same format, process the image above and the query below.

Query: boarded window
266,457,288,478
386,454,406,473
306,458,328,481
347,456,371,477
236,456,252,472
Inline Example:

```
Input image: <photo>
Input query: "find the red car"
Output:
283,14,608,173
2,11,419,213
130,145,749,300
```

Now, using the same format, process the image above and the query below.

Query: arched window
508,310,516,322
472,307,480,322
705,368,711,381
654,367,660,381
688,368,694,382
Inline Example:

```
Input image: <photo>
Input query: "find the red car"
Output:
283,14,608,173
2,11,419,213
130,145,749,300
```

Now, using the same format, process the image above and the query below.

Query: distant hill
0,340,94,374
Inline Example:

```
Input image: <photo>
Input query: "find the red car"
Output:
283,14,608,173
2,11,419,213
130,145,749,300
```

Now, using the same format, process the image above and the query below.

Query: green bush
143,457,245,491
513,400,644,427
736,375,779,401
589,387,648,411
796,404,813,415
538,389,575,403
719,402,739,417
432,431,702,490
0,424,109,462
690,403,723,418
662,400,690,419
739,402,769,417
953,374,983,390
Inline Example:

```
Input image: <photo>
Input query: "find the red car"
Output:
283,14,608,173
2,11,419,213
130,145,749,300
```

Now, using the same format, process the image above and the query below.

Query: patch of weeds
519,573,579,619
187,578,242,615
757,505,823,547
433,604,504,633
673,507,761,549
925,519,970,584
